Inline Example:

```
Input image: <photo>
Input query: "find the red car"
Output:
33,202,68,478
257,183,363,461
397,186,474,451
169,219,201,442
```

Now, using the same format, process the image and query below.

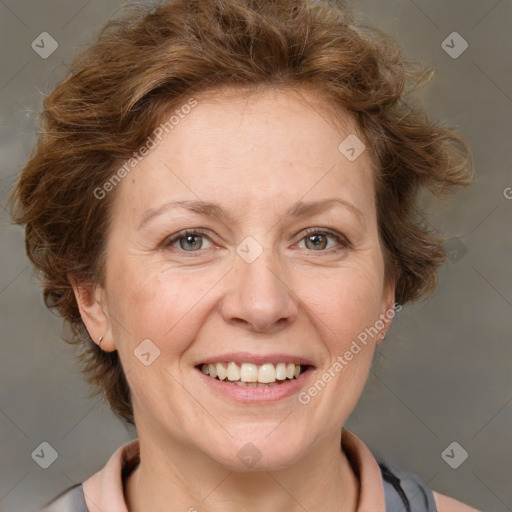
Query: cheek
305,264,385,346
106,257,217,357
307,267,383,416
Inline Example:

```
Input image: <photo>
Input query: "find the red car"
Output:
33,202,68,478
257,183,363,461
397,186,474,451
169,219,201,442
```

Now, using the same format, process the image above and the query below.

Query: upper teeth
200,362,303,383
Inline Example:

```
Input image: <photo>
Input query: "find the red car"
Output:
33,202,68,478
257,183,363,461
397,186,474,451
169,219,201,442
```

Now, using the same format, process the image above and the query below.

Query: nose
219,249,299,334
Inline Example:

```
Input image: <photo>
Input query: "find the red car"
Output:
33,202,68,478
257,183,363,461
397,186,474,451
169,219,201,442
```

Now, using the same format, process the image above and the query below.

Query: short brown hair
9,0,473,424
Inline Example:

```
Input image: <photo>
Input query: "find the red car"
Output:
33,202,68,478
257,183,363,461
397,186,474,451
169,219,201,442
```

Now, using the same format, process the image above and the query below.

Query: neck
125,428,359,512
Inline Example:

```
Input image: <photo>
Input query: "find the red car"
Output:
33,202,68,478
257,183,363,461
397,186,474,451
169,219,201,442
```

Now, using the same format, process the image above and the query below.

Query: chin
202,428,310,472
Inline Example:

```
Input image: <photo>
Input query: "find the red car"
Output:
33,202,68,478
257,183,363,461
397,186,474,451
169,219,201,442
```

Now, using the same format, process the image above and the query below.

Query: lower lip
196,367,315,403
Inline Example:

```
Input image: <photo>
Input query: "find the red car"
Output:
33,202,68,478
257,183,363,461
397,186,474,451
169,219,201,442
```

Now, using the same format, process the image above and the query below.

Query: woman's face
92,87,394,469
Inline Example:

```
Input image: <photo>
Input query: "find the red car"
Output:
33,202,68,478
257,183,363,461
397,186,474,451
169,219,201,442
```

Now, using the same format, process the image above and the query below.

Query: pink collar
82,430,388,511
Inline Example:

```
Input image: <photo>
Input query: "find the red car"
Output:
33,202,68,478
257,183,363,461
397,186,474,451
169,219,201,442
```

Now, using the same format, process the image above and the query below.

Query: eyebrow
137,197,365,230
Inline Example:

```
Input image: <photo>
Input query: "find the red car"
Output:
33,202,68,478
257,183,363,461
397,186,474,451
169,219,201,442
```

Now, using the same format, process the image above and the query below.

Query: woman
9,0,477,510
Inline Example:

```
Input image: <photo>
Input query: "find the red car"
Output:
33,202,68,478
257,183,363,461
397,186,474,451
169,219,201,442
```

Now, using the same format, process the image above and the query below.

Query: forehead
167,85,367,171
112,86,377,222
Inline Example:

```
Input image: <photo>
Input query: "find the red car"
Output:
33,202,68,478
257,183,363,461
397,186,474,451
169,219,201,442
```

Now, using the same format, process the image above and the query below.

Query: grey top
380,463,437,512
41,484,87,512
42,464,436,512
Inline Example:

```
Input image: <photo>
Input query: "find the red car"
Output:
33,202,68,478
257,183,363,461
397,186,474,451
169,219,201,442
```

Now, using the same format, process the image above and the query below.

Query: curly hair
9,0,473,424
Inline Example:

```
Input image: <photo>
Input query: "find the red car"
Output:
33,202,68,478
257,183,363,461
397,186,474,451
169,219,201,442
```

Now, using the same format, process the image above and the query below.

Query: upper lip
196,352,316,367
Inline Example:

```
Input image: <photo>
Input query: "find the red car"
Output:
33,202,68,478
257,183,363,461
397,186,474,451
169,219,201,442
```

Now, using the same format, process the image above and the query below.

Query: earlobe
68,274,116,352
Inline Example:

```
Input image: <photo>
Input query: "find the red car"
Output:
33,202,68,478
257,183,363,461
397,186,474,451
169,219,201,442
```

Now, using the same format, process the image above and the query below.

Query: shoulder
40,440,138,512
40,484,88,512
379,463,481,512
434,490,482,512
342,430,480,512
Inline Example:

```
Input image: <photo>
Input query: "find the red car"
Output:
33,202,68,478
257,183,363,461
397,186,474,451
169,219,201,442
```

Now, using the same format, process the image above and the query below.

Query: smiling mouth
196,362,311,387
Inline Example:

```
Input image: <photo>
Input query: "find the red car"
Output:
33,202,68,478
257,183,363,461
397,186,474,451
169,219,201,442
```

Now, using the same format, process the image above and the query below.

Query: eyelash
163,228,351,256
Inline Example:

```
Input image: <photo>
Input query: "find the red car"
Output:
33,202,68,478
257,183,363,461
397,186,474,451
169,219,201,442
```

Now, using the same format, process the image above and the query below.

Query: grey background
0,0,510,511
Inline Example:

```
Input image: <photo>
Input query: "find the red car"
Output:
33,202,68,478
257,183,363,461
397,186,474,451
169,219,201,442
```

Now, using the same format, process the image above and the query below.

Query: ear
68,274,116,352
376,280,397,346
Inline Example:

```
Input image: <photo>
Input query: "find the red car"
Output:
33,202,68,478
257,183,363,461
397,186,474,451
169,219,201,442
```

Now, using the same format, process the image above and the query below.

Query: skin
73,86,396,512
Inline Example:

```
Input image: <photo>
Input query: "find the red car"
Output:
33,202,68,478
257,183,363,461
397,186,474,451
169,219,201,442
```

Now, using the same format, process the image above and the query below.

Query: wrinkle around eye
145,212,370,258
162,229,216,254
159,230,356,254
